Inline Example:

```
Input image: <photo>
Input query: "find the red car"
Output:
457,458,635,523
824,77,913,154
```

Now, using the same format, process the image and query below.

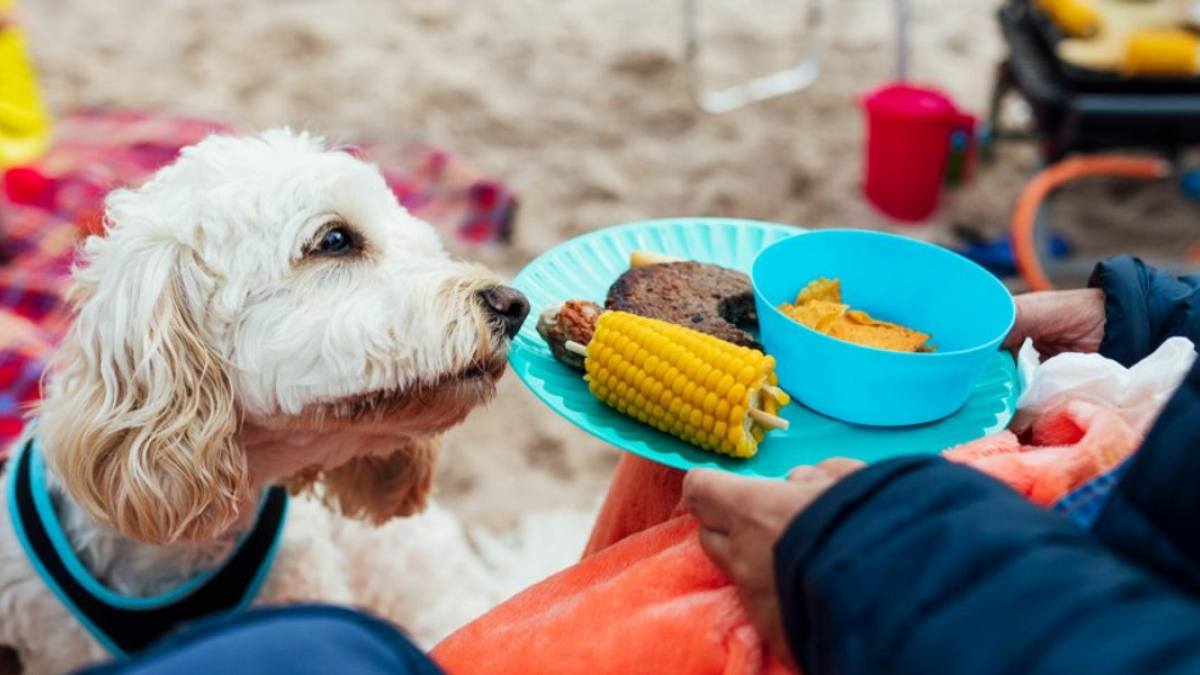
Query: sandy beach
22,0,1197,544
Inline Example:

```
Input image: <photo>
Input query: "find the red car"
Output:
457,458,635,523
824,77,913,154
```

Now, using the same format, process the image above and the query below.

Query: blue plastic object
754,229,1016,426
956,232,1071,278
1180,168,1200,203
507,218,1021,476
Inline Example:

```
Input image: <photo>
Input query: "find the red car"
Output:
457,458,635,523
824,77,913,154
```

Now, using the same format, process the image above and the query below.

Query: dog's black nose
479,286,530,338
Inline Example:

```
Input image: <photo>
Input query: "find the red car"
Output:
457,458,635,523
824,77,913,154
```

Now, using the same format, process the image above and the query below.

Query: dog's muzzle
478,286,530,338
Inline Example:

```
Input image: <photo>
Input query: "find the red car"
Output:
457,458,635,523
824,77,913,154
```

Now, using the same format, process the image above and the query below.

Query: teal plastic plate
508,218,1021,477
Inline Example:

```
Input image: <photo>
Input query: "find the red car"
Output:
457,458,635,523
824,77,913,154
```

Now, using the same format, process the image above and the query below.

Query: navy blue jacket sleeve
1091,361,1200,594
775,455,1200,675
1088,255,1200,367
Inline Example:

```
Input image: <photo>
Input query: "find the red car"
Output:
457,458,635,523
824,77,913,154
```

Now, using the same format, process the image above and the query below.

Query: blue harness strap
6,438,288,657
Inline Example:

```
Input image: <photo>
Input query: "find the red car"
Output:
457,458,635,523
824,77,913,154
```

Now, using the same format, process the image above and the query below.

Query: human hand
683,458,866,669
1002,288,1106,358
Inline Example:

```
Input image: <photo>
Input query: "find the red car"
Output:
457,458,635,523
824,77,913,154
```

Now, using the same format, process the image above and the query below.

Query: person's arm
1089,255,1200,366
775,455,1200,675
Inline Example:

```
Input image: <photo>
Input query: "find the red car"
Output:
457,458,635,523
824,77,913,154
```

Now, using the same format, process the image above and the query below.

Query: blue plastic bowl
752,230,1015,426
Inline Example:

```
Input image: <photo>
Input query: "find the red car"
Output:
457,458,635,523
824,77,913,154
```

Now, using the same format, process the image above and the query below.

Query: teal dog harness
5,437,288,657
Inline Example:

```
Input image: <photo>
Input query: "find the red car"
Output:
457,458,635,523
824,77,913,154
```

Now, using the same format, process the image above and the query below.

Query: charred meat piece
536,299,604,371
605,261,759,349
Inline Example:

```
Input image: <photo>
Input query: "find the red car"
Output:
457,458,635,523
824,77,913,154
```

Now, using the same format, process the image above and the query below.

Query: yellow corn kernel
582,311,787,459
715,375,734,397
704,369,721,390
715,399,730,421
737,365,757,386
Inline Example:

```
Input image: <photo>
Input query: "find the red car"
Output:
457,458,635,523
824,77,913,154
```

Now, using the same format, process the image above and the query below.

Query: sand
21,0,1199,540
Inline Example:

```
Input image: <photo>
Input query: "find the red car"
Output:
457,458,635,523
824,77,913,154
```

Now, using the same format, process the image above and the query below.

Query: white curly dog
0,130,535,674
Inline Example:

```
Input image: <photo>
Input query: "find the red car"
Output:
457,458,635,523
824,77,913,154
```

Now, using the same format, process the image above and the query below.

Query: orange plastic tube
1012,156,1170,291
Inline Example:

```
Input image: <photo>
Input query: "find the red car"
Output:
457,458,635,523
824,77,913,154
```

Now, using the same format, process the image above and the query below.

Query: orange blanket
432,401,1140,675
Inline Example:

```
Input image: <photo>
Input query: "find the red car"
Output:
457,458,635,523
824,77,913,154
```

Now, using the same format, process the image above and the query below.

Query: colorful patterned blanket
0,109,516,453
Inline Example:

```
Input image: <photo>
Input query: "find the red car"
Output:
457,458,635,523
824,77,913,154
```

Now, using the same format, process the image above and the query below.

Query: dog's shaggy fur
0,130,529,674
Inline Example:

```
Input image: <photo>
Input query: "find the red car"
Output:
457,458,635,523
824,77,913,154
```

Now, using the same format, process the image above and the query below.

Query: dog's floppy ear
39,189,250,544
292,437,440,524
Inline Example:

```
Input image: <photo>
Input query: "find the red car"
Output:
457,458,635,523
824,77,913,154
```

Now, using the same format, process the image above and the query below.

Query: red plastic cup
861,83,960,222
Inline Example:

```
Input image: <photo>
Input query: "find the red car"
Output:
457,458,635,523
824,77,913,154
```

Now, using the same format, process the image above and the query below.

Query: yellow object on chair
1034,0,1102,38
0,0,50,168
1124,29,1200,76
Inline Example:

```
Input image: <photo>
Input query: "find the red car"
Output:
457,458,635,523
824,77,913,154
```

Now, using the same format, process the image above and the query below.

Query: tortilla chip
844,309,887,326
794,277,841,305
777,277,935,352
827,319,933,353
778,300,847,333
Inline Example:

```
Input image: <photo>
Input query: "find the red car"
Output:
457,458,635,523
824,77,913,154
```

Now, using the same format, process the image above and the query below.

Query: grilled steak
605,261,759,349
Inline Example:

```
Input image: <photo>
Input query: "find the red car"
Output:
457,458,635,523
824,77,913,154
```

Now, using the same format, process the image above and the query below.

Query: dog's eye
316,227,353,255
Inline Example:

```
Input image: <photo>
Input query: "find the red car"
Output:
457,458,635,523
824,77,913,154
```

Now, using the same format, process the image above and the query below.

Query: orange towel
432,402,1142,675
582,453,687,558
436,512,791,675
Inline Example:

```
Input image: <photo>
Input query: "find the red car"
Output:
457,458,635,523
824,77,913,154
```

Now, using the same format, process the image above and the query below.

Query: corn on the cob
578,311,789,459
